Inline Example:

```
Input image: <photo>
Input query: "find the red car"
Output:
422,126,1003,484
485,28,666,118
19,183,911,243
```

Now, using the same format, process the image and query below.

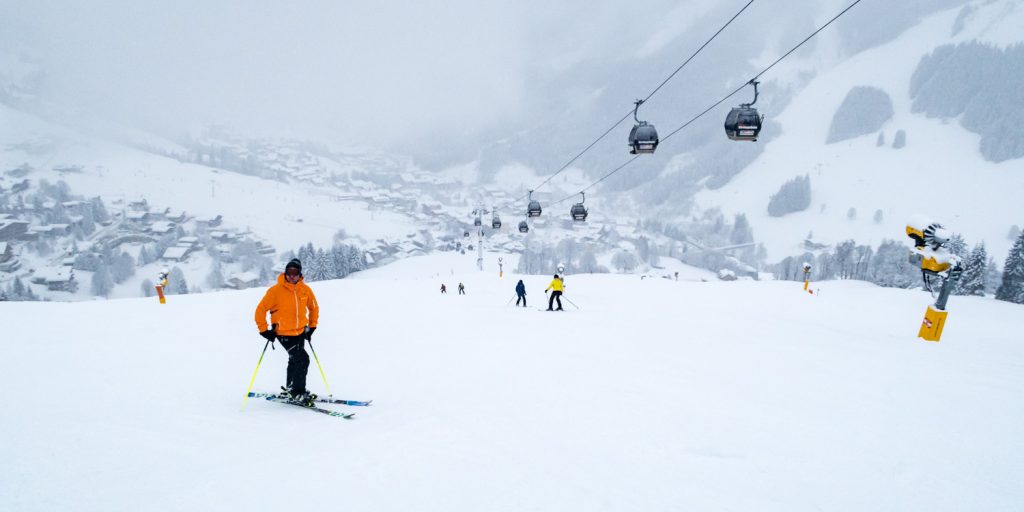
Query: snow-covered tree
730,213,753,245
169,267,188,295
206,260,224,289
612,251,638,273
1009,225,1021,241
112,251,135,284
847,207,857,220
873,209,884,224
141,278,154,297
892,129,907,149
957,243,988,296
766,175,811,217
995,231,1024,304
307,248,334,281
137,245,152,266
946,233,968,262
91,264,114,297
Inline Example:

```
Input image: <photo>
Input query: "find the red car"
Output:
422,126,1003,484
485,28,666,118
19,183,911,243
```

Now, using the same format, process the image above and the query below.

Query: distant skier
545,274,564,311
515,279,527,307
254,258,319,406
458,282,466,295
440,283,447,294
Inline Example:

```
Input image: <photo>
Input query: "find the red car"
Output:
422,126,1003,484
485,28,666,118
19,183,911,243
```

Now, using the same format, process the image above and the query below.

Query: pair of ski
248,392,372,420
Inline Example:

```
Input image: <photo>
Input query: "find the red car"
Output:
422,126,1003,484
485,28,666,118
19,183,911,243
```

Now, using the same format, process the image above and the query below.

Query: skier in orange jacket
255,258,319,405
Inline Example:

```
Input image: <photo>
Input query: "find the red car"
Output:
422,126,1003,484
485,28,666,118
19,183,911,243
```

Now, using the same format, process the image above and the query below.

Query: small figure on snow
515,279,527,307
440,283,447,294
254,258,320,406
458,282,466,295
545,274,564,311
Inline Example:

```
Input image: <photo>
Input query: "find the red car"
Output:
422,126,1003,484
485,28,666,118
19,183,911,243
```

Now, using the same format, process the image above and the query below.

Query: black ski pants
548,291,563,310
278,334,310,394
516,293,526,307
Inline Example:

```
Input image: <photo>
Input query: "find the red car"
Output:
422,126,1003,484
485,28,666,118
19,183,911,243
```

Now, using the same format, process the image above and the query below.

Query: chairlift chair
628,99,659,154
725,80,764,141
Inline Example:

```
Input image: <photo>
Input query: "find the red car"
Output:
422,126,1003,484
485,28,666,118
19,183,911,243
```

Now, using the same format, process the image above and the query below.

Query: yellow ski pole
308,341,333,397
241,338,272,411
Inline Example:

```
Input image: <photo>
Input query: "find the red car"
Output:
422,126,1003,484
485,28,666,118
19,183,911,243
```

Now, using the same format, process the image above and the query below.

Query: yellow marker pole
308,341,333,397
155,285,166,304
241,339,271,410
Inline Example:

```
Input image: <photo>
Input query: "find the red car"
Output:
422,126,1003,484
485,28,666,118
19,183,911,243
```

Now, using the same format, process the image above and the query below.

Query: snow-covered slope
697,1,1024,261
2,253,1021,511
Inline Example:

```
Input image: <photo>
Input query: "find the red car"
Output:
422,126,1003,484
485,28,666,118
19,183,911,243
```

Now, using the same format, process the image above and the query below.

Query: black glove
304,326,316,341
260,328,276,342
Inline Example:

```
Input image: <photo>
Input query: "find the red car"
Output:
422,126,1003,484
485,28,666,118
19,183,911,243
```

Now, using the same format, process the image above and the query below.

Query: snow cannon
905,216,963,342
156,269,170,304
802,262,812,292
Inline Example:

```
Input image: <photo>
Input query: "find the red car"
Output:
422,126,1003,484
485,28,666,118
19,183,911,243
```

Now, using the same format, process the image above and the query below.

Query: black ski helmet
285,258,302,275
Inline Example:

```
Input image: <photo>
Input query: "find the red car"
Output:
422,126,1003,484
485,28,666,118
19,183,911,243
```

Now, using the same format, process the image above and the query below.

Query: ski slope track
2,253,1022,511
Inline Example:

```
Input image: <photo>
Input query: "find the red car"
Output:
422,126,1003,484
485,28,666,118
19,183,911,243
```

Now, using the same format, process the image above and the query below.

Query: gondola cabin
518,220,529,233
570,203,588,222
724,107,762,141
628,122,659,154
527,200,542,217
492,215,502,229
474,215,482,227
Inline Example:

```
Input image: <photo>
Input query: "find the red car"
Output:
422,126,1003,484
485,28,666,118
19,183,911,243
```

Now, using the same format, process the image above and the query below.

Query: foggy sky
1,0,700,148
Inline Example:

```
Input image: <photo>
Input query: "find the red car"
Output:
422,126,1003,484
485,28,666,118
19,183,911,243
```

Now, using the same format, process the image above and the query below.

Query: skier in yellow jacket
545,274,564,311
254,258,320,404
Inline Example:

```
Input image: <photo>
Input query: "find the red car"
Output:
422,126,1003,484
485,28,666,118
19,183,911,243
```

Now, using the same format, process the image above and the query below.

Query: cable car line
492,0,759,214
542,0,865,213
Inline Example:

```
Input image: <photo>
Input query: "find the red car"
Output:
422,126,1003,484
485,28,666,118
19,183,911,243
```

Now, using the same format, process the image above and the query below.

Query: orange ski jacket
254,274,319,336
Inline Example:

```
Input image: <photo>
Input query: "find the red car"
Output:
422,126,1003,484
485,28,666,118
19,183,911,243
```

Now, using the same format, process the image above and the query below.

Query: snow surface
697,3,1024,261
3,252,1022,511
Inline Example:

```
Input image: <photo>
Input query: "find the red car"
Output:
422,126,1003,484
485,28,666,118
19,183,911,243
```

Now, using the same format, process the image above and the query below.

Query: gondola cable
545,0,865,210
493,0,759,214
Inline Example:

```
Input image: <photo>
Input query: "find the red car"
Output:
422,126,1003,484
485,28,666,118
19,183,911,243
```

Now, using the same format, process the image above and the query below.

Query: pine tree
958,243,988,296
141,278,154,297
137,245,152,266
307,248,333,281
995,231,1024,304
730,213,753,245
985,256,1001,295
169,267,188,295
91,264,114,297
206,259,224,289
12,277,26,299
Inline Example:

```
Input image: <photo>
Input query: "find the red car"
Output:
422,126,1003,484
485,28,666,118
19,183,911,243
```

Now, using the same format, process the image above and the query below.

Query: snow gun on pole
906,216,963,342
802,262,813,294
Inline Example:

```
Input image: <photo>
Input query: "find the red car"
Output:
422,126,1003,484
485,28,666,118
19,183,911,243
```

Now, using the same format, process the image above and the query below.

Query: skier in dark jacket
515,279,526,307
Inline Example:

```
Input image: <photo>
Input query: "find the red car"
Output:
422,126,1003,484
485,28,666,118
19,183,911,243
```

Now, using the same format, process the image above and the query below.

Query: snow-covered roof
161,246,190,260
228,271,260,283
31,268,74,283
150,221,175,233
